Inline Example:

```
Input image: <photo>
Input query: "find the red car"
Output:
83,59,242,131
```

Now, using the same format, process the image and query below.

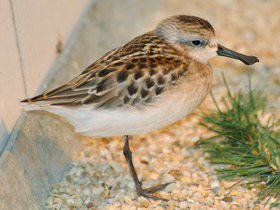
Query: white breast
38,73,211,137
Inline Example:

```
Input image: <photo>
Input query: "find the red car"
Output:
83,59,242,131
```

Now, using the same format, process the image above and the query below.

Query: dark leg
123,135,170,201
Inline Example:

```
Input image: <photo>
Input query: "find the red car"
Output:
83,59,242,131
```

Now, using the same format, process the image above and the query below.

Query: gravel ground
43,82,280,210
43,75,280,210
44,1,280,209
44,105,278,210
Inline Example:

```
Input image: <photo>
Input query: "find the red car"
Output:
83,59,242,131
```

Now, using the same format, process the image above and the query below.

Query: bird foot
136,182,171,201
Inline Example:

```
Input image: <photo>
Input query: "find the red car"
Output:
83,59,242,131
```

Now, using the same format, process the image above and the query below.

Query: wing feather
22,32,190,109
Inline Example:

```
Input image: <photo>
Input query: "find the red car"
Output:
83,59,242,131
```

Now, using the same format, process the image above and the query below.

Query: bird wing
21,32,190,109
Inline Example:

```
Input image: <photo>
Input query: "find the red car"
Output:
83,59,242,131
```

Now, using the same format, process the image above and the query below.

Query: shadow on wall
0,119,9,155
0,111,85,209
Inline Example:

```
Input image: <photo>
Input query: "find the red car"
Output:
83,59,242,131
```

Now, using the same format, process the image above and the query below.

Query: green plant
199,74,280,208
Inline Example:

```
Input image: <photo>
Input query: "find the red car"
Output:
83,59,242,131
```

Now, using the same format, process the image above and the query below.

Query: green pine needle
199,74,280,208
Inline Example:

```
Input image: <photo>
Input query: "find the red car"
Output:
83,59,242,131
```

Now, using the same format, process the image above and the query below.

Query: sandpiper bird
21,15,259,201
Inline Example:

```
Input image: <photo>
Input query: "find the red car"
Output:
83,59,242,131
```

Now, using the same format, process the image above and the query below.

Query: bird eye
191,40,202,46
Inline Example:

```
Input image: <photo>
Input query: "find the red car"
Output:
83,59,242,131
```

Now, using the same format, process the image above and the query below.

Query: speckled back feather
22,32,191,109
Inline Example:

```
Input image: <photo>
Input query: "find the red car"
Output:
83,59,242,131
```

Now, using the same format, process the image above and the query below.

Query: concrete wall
0,0,92,154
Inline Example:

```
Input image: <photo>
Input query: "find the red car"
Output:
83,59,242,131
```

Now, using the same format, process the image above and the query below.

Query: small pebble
163,174,175,183
82,187,91,196
92,186,104,195
127,181,135,190
164,182,177,192
211,180,220,194
53,197,61,204
124,195,132,203
212,187,220,194
45,197,53,206
222,196,233,203
180,176,191,183
110,162,123,173
189,185,198,193
150,173,158,180
230,189,240,196
137,197,149,207
154,206,165,210
205,197,214,205
61,204,70,210
210,180,220,189
66,198,74,206
74,199,83,208
179,201,188,209
105,204,117,210
91,196,104,207
86,201,93,208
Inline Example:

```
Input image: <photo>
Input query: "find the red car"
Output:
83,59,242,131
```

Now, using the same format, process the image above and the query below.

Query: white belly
45,77,210,137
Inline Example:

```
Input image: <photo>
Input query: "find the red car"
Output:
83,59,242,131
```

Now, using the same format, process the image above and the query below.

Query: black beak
217,44,259,65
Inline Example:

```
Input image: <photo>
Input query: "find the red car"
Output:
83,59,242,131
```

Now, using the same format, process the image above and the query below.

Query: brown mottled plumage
22,32,190,109
21,15,259,201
